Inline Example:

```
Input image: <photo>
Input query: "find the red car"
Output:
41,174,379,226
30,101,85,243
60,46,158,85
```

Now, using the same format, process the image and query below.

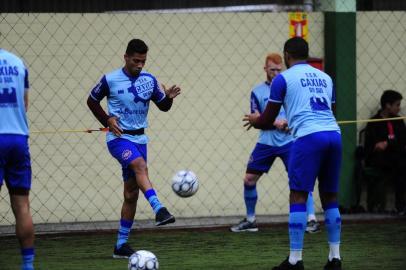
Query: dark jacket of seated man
364,111,406,170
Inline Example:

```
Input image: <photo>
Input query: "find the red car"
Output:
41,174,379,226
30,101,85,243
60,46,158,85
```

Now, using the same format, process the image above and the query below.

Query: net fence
0,8,405,229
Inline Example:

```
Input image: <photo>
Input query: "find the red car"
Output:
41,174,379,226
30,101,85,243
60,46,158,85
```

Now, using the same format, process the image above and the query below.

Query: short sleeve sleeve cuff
24,68,29,90
269,74,287,103
152,77,166,103
90,75,109,101
250,91,260,113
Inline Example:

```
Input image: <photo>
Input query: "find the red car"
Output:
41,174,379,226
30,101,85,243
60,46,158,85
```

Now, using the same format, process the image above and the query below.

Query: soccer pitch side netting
1,4,406,231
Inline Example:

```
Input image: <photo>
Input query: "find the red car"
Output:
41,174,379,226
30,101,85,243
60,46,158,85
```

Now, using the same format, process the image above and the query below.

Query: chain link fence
357,11,406,130
0,8,405,229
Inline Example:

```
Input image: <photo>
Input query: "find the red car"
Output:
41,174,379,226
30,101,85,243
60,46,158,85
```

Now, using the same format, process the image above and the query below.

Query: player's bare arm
243,102,282,130
87,96,123,136
106,116,123,137
155,84,181,112
24,91,29,112
332,103,337,116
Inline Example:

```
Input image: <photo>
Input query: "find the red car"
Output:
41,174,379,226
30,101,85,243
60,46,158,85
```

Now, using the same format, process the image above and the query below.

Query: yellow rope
337,116,406,125
29,116,406,134
30,128,109,134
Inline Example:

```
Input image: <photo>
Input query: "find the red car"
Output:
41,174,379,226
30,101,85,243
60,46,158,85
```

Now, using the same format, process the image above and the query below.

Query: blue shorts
107,138,147,181
0,134,32,191
246,142,292,174
288,131,342,192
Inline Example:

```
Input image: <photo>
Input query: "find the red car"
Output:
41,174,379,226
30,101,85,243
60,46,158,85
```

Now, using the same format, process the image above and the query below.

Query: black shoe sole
155,215,175,226
230,227,259,232
305,229,321,234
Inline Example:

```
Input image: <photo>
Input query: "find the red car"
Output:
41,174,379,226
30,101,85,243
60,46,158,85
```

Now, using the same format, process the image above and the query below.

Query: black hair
126,39,148,55
283,37,309,60
380,90,403,109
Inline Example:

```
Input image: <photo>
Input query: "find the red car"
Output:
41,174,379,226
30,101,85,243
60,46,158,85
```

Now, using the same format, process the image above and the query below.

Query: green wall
324,12,357,208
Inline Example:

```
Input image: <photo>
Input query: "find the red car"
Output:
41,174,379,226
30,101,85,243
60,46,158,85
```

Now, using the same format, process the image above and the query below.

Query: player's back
275,63,340,138
0,49,29,136
251,82,293,147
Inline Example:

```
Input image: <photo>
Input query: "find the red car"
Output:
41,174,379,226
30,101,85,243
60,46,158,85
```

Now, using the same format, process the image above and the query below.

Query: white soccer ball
171,170,199,198
128,250,159,270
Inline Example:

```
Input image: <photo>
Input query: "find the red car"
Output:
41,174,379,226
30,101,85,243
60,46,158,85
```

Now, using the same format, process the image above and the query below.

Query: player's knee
244,178,256,186
10,194,30,217
289,190,308,204
244,174,259,185
320,192,338,208
124,189,139,204
130,158,148,174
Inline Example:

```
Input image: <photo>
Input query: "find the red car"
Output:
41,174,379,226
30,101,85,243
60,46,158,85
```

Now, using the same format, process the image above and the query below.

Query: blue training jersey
269,62,340,138
89,68,166,144
251,82,293,147
0,49,30,136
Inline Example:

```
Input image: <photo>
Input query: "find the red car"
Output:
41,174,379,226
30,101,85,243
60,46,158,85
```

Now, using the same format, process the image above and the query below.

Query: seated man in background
364,90,406,214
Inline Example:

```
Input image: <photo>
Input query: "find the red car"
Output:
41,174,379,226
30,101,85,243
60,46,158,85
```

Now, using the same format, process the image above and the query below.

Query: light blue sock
116,219,133,248
324,202,341,244
244,184,257,221
21,247,34,270
306,192,315,217
145,189,163,214
289,203,307,251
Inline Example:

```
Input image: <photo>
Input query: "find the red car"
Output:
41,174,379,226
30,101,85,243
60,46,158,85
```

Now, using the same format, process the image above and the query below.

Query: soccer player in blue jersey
244,37,342,270
231,53,320,233
87,39,181,258
0,48,35,270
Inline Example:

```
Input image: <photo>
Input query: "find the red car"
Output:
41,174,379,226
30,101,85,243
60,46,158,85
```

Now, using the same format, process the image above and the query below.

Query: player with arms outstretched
87,39,180,258
244,37,342,270
231,53,320,233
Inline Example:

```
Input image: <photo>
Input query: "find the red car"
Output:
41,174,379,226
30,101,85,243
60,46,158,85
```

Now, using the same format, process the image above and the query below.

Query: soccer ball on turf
171,170,199,198
128,250,159,270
